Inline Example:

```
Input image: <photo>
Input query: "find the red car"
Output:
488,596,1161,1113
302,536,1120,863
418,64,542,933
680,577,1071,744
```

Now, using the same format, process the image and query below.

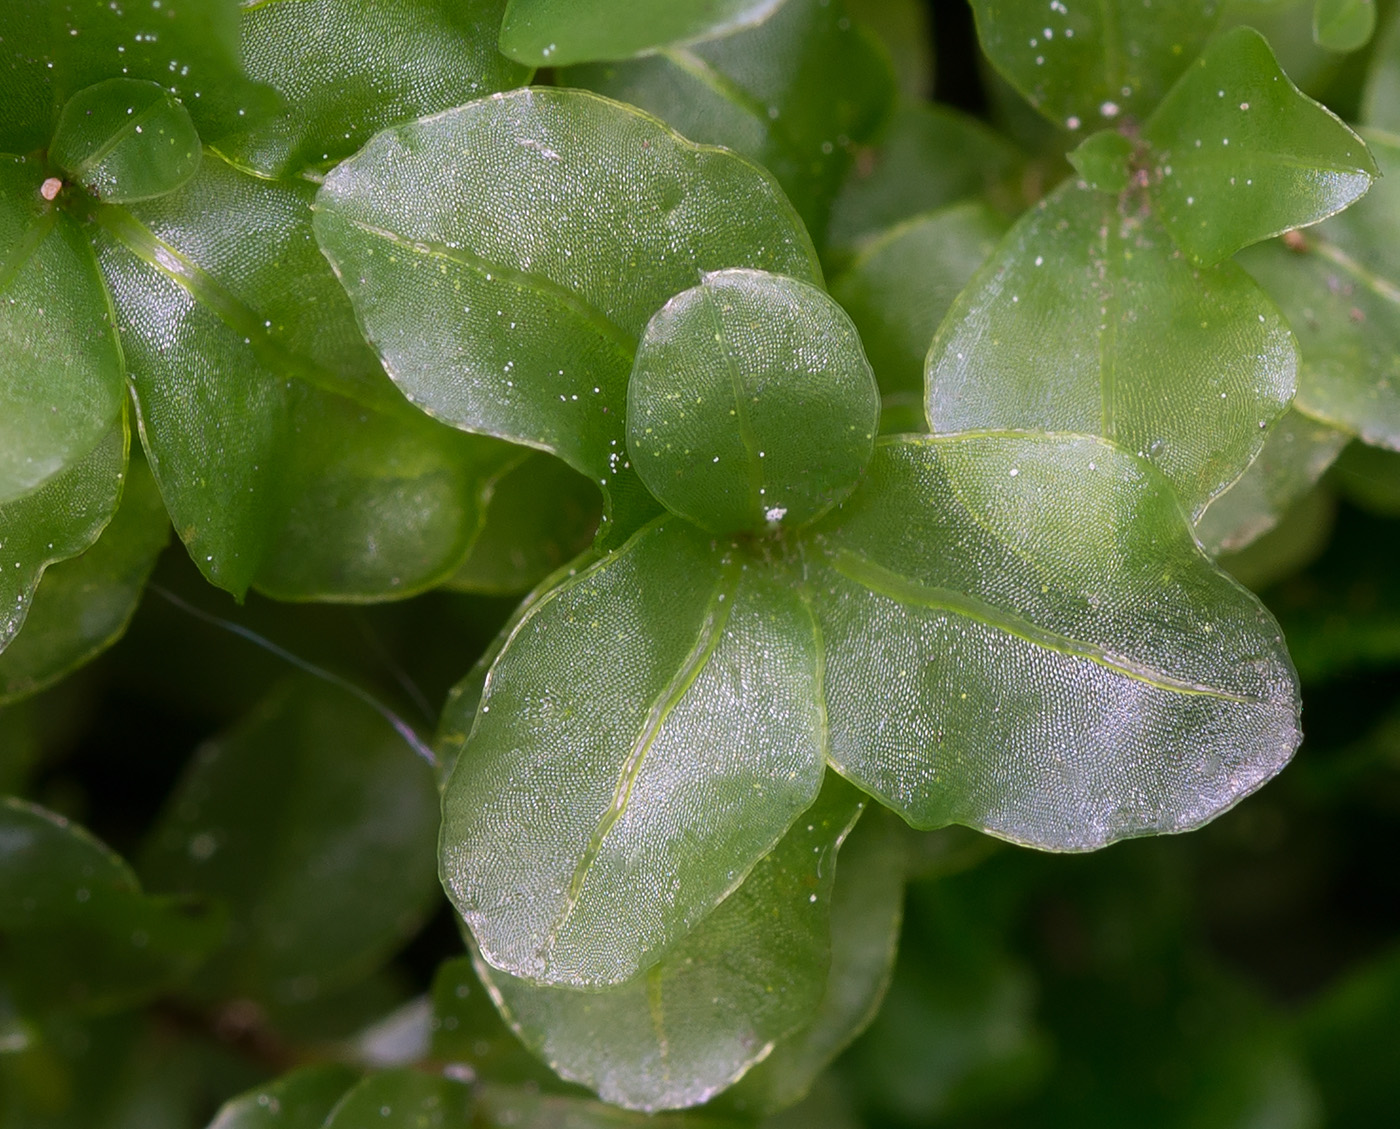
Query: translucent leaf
440,518,827,987
1361,5,1400,131
313,89,819,530
0,156,124,504
0,450,168,706
825,101,1024,261
1314,0,1376,51
321,1070,472,1128
139,677,441,1005
925,180,1297,517
473,778,865,1111
92,153,504,600
1142,27,1376,267
0,414,125,654
1195,409,1348,555
207,1065,360,1129
969,0,1223,129
806,434,1301,850
50,78,201,203
216,0,529,177
0,797,223,1016
1238,132,1400,450
628,269,879,534
497,0,786,66
831,201,1009,402
564,0,896,237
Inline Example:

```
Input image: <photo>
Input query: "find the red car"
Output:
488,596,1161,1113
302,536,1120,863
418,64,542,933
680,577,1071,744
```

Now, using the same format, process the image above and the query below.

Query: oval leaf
440,518,827,987
322,1070,472,1129
208,1065,360,1129
1314,0,1376,52
925,179,1297,517
807,434,1301,850
628,269,879,534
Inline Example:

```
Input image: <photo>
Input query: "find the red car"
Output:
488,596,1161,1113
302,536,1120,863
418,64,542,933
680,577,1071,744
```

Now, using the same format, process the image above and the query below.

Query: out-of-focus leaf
628,269,879,534
846,0,932,98
925,180,1296,517
0,157,124,505
474,778,865,1112
321,1070,472,1129
969,0,1223,129
1217,481,1336,592
1142,27,1376,267
1314,0,1376,52
448,452,601,596
1196,409,1349,555
0,797,223,1016
206,1065,360,1129
825,101,1024,261
807,434,1302,849
474,1085,737,1129
50,79,201,204
1066,128,1133,194
497,0,785,66
1330,440,1400,515
1,415,126,654
430,957,562,1087
92,152,504,600
217,0,529,177
313,88,819,539
139,677,440,1006
0,450,168,706
565,0,896,238
1361,5,1400,130
1239,132,1400,450
832,200,1009,401
441,518,826,986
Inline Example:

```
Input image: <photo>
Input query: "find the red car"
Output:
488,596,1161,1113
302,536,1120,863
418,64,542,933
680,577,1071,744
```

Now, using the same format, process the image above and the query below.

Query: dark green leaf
0,797,223,1015
1238,132,1400,450
207,1065,360,1129
831,200,1009,401
50,79,200,203
1142,26,1376,267
1314,0,1375,52
441,518,826,987
313,88,820,530
139,678,440,1005
474,778,865,1111
216,0,529,177
0,450,168,706
1,414,125,654
806,434,1301,849
497,0,785,66
969,0,1223,129
564,0,896,237
321,1070,472,1128
0,156,124,504
474,1085,736,1129
1066,128,1134,194
627,269,879,534
846,0,933,99
925,180,1296,517
1217,480,1335,592
430,958,562,1087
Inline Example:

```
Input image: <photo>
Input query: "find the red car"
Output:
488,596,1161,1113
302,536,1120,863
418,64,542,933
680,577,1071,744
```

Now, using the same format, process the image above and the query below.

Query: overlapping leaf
321,1070,472,1128
1314,0,1376,52
207,1065,360,1129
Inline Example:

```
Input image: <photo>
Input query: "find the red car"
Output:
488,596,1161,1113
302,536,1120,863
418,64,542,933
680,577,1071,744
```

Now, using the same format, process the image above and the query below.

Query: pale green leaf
474,778,865,1111
564,0,896,237
498,0,785,66
440,518,826,987
0,157,124,504
50,78,201,203
207,1065,360,1129
1,414,125,654
313,89,819,530
1314,0,1376,52
1142,26,1376,267
0,450,168,706
1239,132,1400,450
1217,481,1335,592
628,269,879,534
969,0,1223,129
1361,6,1400,130
925,179,1296,517
1066,128,1134,194
322,1070,472,1129
474,1085,731,1129
216,0,529,177
806,434,1301,850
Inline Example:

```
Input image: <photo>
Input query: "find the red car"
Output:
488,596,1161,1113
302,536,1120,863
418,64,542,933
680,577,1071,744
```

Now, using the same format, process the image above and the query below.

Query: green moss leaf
498,0,785,66
628,269,879,534
321,1070,472,1128
473,777,865,1111
206,1065,360,1129
1142,26,1376,267
1066,128,1134,194
806,434,1301,849
440,519,826,987
1314,0,1376,52
925,180,1296,517
50,79,200,203
1361,5,1400,131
